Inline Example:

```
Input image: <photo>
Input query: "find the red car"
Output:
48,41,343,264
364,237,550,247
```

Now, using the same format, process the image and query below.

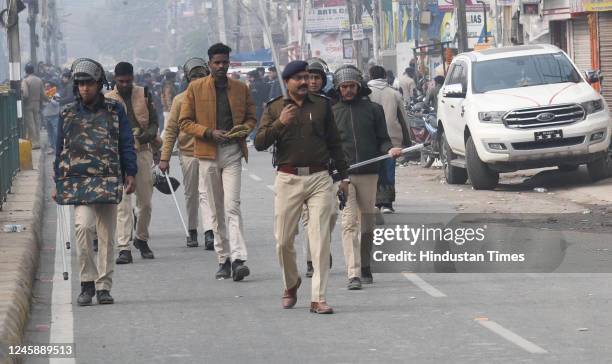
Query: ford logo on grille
536,112,556,122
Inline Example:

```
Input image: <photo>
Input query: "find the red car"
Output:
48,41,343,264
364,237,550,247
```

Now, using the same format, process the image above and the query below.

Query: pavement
3,148,612,363
0,150,45,364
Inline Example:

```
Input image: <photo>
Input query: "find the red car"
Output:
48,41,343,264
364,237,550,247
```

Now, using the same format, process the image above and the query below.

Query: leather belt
277,165,327,176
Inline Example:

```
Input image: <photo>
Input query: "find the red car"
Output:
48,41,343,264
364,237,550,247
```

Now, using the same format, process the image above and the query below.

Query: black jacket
332,97,393,175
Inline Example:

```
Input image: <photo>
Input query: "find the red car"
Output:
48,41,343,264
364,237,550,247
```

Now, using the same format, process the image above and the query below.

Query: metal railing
0,91,20,210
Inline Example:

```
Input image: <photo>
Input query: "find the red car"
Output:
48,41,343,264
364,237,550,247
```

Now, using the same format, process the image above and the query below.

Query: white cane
164,171,190,239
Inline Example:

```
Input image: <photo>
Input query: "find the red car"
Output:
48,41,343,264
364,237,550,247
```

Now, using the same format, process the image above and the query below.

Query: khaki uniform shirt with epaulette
254,93,349,180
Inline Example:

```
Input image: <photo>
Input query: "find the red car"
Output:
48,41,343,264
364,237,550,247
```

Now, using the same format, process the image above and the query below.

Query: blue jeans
376,158,396,206
45,115,59,150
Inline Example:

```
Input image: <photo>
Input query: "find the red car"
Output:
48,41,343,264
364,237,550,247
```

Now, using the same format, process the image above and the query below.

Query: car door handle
441,100,445,104
450,105,455,108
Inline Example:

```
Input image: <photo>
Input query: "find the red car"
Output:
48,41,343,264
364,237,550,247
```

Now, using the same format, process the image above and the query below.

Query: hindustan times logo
372,225,487,246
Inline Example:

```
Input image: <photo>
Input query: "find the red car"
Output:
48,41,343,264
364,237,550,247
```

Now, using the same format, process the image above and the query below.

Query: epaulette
311,92,331,100
104,98,122,114
265,95,283,106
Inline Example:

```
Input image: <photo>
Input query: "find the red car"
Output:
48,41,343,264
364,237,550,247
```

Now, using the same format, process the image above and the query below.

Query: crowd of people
50,42,441,314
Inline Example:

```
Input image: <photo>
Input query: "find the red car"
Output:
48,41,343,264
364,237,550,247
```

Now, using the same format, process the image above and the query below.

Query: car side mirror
442,83,466,98
585,70,603,84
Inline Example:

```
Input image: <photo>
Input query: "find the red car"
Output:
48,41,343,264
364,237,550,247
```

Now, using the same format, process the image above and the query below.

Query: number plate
534,129,563,142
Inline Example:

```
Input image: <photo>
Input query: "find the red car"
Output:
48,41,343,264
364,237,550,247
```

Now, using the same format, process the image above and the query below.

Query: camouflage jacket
54,96,137,205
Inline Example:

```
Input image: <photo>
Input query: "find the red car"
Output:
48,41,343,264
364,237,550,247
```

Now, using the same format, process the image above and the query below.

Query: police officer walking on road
159,58,215,249
52,58,137,306
255,60,350,314
106,62,159,264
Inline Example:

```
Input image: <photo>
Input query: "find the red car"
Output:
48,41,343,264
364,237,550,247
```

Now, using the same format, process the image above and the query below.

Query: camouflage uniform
54,61,137,295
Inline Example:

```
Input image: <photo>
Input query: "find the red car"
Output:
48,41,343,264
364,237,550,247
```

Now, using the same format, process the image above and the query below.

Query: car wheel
440,131,468,185
466,136,499,190
587,153,612,181
557,164,580,172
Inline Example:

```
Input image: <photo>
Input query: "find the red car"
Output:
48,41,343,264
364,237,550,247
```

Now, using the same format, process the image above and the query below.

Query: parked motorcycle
407,101,440,168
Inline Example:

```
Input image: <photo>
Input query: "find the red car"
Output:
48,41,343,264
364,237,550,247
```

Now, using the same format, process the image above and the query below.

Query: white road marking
476,319,548,354
266,185,275,192
402,273,447,297
50,205,76,364
249,174,262,182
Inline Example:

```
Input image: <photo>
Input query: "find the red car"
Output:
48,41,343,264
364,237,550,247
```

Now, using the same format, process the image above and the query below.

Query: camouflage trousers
117,149,154,249
75,204,117,290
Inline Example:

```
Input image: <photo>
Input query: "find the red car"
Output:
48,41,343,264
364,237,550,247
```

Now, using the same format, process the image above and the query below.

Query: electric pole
26,0,39,72
5,0,24,134
347,0,364,71
217,0,227,44
455,0,469,53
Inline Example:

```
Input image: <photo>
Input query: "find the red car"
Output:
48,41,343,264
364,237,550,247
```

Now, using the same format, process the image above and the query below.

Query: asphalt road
23,148,612,364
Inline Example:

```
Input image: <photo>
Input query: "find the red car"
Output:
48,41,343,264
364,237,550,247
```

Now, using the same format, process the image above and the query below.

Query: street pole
410,0,415,44
27,0,39,72
347,0,363,71
217,0,227,44
476,0,488,43
372,0,379,63
6,0,23,134
300,0,307,59
455,0,469,52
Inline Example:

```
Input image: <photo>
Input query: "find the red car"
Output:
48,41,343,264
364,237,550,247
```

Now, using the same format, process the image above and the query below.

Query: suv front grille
511,136,585,150
503,104,585,129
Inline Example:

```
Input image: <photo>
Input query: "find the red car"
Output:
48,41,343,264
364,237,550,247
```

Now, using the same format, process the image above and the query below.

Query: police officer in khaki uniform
106,62,159,264
255,61,349,314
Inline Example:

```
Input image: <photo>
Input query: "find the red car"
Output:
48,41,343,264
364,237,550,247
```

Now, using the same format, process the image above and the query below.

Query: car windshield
472,52,581,93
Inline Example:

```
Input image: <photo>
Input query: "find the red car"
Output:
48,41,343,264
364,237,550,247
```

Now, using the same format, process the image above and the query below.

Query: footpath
0,150,45,364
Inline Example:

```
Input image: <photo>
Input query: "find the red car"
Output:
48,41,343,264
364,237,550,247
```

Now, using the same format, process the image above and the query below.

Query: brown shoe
281,277,302,309
310,301,334,314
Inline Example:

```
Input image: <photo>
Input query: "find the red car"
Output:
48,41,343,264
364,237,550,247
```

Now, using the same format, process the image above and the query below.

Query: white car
437,44,612,190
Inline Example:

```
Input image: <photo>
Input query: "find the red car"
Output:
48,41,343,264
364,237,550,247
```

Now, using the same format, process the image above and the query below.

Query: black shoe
306,261,314,278
115,250,133,264
347,277,362,290
231,259,250,282
361,267,373,284
93,239,98,252
187,229,199,248
215,258,231,279
77,282,95,306
134,238,155,259
96,290,114,304
204,230,214,251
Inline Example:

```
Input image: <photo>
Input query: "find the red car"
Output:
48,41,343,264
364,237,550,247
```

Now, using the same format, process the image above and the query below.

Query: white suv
437,44,612,189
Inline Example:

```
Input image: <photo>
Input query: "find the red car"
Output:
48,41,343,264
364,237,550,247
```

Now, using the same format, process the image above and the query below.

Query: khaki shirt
160,92,194,161
254,93,348,179
21,74,48,109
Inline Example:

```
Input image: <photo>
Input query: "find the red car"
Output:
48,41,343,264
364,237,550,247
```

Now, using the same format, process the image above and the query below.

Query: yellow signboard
584,1,612,11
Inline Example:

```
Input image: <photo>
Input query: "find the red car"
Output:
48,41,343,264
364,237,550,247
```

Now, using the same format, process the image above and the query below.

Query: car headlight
478,111,505,123
581,99,604,115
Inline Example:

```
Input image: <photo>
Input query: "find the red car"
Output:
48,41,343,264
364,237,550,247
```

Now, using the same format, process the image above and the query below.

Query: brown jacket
105,86,150,129
160,92,194,161
21,74,48,109
178,75,256,161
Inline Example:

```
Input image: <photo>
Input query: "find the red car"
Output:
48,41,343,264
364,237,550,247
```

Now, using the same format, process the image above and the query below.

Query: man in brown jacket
21,64,49,149
178,43,256,281
159,58,215,249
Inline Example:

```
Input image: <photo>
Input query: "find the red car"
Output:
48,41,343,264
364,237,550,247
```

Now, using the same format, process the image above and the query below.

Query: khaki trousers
117,149,154,249
198,143,247,263
340,174,378,279
301,200,338,262
23,105,41,148
275,171,333,302
179,153,212,231
74,204,118,290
